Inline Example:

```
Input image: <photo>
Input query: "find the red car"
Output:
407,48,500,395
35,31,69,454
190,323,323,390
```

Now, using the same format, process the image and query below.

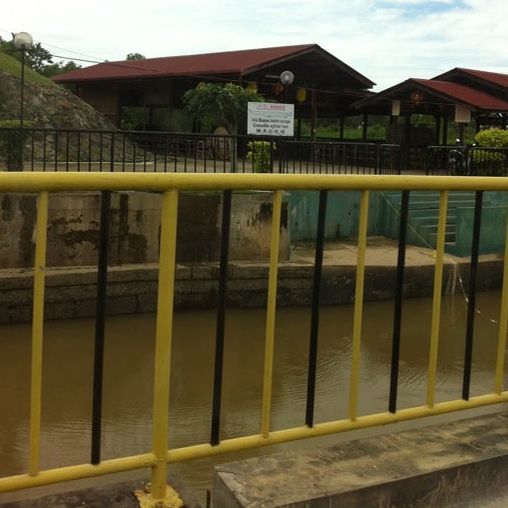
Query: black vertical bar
143,140,147,172
305,190,328,427
132,140,137,172
110,133,115,173
210,190,232,446
88,132,92,172
43,130,47,171
164,134,168,173
122,134,126,172
54,130,58,172
388,190,410,413
462,191,483,400
99,133,103,171
91,190,111,464
65,131,70,171
30,130,35,171
77,131,81,171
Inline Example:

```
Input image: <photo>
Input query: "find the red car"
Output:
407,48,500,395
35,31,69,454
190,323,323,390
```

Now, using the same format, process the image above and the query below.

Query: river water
0,291,506,502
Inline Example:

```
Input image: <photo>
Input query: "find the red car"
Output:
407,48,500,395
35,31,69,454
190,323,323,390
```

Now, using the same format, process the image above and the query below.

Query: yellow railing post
495,210,508,393
348,190,369,421
426,191,448,407
260,190,282,437
29,191,49,476
150,190,179,501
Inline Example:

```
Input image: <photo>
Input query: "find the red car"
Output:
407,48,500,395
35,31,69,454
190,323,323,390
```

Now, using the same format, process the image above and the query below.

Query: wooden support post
434,115,441,145
362,114,368,141
457,123,465,145
442,117,449,145
311,89,317,141
339,116,345,140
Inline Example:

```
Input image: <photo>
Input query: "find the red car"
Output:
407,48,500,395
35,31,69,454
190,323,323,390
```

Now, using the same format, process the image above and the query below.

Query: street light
13,32,33,128
279,71,295,171
279,70,295,103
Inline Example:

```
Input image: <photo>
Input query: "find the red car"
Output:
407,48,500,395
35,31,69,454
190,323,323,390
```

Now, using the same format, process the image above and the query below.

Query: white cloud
1,0,505,90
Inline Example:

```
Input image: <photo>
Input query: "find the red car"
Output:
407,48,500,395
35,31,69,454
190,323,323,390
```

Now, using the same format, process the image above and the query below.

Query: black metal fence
425,146,508,176
0,127,402,174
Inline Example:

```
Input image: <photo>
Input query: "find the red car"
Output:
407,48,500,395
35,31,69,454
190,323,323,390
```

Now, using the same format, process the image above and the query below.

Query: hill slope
0,51,114,129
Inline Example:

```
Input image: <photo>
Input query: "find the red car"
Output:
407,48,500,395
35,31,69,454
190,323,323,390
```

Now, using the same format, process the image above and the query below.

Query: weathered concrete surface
0,238,503,323
0,191,289,269
213,412,508,507
0,475,202,508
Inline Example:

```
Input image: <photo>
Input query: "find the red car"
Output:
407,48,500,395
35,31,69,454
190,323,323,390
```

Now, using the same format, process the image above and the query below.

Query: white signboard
247,102,294,137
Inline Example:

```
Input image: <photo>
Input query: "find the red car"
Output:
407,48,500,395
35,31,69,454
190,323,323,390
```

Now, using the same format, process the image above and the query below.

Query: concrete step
426,230,457,244
408,211,457,222
213,412,508,508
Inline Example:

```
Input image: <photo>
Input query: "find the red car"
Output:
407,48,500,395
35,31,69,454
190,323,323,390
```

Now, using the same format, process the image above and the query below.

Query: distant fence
425,145,508,176
0,127,402,174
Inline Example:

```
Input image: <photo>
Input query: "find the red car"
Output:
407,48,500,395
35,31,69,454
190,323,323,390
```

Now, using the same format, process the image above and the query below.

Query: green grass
0,50,56,87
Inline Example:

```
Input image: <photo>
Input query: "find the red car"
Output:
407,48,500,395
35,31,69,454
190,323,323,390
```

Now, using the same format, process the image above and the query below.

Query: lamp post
13,32,33,128
279,70,294,104
279,71,295,172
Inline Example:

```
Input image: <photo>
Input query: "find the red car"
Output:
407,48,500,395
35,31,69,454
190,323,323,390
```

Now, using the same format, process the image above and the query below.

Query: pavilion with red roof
53,44,375,132
353,68,508,149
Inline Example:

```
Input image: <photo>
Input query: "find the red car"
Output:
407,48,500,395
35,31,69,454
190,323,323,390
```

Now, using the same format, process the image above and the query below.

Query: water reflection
0,291,505,501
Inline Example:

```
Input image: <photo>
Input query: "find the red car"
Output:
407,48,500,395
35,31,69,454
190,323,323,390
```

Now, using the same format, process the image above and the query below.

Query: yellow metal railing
0,172,508,504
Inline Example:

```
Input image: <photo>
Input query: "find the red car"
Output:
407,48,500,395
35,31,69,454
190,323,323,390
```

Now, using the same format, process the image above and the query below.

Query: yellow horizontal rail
1,172,508,193
2,391,508,493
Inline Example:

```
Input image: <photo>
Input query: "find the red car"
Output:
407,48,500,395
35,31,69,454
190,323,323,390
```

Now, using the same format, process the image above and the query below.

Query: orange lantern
296,87,307,103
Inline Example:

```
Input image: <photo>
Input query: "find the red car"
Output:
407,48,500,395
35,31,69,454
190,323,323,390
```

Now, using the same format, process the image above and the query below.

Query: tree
40,60,82,77
183,82,263,134
183,82,264,170
0,37,53,73
126,52,146,61
0,36,81,77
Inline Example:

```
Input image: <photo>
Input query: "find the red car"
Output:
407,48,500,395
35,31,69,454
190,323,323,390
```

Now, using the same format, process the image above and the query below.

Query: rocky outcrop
0,68,114,129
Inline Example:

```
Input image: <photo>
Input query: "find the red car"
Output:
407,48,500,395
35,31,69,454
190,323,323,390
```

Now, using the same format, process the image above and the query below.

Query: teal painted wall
289,190,508,257
451,205,507,256
288,191,384,241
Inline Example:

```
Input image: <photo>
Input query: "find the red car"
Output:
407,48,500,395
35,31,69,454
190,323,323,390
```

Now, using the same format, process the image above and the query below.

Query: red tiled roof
53,44,317,82
434,67,508,89
413,78,508,111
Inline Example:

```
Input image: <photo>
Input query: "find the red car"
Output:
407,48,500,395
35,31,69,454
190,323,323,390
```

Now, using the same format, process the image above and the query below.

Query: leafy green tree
0,36,81,76
183,82,263,134
126,53,146,61
40,60,82,77
0,37,52,73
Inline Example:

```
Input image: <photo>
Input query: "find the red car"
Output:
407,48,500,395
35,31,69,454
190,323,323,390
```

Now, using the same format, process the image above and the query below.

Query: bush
472,128,508,176
474,128,508,148
470,149,505,176
0,120,34,171
246,141,275,173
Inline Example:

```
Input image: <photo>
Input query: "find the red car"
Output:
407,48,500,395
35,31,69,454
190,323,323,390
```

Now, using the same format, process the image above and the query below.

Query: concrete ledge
0,251,503,323
213,411,508,507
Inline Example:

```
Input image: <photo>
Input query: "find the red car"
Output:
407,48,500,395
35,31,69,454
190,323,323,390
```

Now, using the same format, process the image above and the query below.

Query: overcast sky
1,0,505,90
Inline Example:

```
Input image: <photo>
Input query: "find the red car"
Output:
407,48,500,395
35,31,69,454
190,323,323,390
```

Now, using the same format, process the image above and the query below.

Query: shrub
0,120,35,171
471,128,508,176
474,128,508,148
246,141,275,173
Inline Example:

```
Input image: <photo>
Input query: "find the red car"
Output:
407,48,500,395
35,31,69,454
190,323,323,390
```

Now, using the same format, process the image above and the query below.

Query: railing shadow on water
0,164,508,503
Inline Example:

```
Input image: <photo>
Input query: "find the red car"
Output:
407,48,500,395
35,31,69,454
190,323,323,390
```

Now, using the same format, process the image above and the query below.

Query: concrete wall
0,257,502,324
0,191,289,269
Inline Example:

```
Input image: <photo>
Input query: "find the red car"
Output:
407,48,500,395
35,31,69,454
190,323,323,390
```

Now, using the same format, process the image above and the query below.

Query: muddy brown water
1,291,507,504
